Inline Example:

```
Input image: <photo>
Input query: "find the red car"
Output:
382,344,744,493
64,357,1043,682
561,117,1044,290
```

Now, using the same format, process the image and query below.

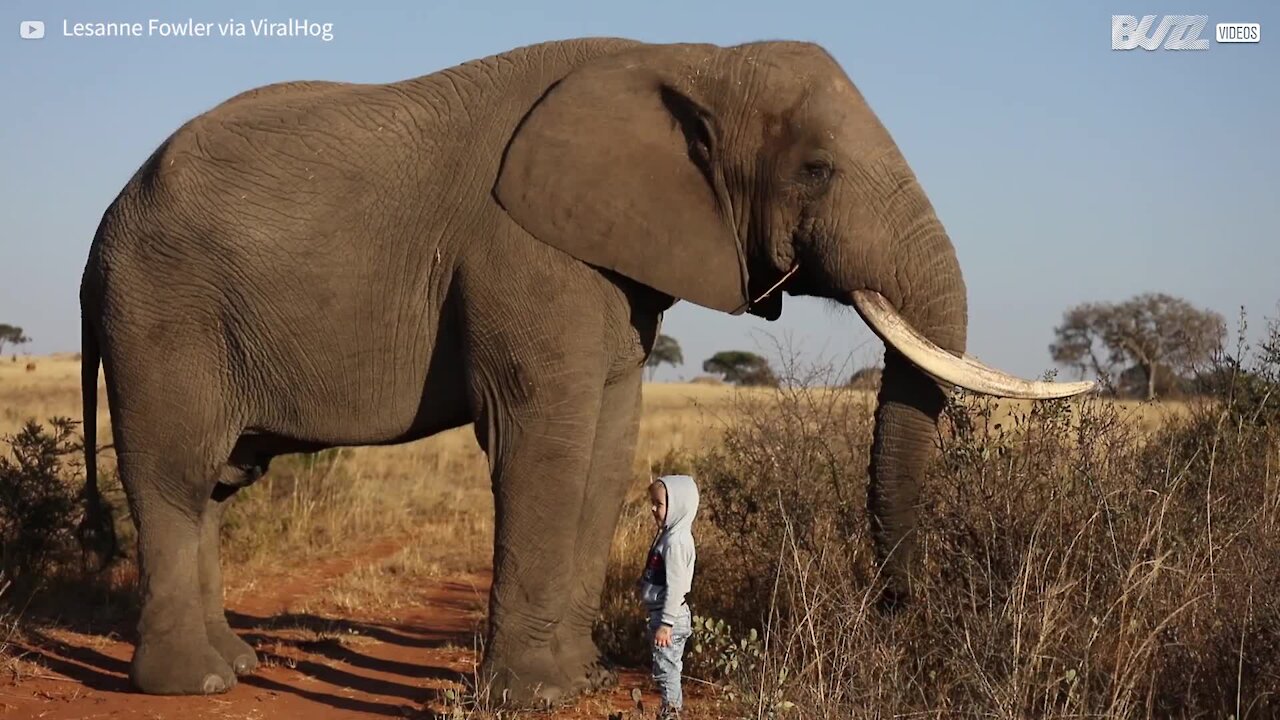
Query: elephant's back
97,36,649,261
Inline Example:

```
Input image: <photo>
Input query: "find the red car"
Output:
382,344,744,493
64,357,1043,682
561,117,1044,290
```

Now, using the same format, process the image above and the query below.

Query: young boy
636,474,698,719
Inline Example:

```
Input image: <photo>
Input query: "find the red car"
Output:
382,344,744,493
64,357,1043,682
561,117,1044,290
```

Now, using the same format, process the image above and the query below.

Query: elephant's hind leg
118,446,238,695
199,475,260,676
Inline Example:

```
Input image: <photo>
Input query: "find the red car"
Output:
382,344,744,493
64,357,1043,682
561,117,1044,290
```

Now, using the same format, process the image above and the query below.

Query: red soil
1,542,720,719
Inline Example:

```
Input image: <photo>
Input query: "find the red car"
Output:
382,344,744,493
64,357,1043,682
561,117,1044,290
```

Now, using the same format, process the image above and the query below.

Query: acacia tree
1050,293,1225,400
645,334,684,380
0,324,31,357
702,350,778,387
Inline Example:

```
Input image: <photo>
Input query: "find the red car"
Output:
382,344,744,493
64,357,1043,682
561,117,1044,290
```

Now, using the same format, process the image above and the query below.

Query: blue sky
2,0,1276,382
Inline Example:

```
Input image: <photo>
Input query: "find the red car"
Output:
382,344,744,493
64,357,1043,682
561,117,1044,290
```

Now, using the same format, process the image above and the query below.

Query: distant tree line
645,290,1235,401
644,334,781,387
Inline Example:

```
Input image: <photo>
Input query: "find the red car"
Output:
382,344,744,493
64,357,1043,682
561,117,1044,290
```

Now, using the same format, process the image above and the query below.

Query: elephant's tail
77,312,117,572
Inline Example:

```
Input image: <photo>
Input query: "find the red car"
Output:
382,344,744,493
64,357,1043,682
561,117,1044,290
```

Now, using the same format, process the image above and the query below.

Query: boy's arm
660,543,695,626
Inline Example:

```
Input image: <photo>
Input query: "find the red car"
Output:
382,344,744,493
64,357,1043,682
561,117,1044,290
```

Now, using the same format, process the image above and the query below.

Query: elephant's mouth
743,262,800,320
850,290,1095,399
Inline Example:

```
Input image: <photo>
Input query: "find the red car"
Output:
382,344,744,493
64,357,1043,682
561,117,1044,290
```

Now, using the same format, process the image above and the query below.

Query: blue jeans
648,609,692,713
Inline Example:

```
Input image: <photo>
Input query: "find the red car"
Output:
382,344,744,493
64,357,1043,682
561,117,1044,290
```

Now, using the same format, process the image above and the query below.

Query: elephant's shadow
12,603,481,717
230,609,480,714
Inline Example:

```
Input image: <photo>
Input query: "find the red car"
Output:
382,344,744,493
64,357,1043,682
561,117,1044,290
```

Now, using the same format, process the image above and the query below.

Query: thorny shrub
0,416,135,649
0,418,83,589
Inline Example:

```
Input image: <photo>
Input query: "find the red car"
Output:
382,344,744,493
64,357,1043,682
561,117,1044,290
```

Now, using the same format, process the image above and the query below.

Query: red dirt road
1,543,718,719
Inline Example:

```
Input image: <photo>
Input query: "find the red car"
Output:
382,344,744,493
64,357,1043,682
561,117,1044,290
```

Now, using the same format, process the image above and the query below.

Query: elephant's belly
246,350,473,449
242,297,474,448
387,327,475,444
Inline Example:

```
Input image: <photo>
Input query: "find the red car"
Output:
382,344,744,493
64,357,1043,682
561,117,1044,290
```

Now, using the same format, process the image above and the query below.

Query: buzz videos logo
1111,15,1260,50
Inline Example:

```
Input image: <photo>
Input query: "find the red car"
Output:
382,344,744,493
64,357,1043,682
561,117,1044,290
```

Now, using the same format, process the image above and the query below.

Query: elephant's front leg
552,368,642,693
477,379,604,706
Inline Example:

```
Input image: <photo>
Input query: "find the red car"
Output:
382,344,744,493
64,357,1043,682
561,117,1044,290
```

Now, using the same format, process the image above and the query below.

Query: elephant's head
494,40,1092,604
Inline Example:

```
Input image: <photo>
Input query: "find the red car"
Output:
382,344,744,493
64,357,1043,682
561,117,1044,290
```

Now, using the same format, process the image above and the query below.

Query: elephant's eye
800,159,834,185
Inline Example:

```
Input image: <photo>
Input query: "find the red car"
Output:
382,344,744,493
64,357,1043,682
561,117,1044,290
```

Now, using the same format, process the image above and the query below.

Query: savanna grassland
2,331,1278,718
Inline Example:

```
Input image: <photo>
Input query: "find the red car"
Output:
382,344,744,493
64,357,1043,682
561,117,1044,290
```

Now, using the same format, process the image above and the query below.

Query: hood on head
658,474,699,533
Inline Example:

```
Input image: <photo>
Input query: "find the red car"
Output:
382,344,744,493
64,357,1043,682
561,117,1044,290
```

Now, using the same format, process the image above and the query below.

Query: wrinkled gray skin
80,38,964,703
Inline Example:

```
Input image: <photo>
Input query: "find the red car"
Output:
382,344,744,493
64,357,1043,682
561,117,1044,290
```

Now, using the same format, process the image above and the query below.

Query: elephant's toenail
202,674,227,694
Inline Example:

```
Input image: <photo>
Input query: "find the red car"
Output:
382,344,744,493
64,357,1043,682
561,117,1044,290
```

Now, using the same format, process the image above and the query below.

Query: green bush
0,418,83,589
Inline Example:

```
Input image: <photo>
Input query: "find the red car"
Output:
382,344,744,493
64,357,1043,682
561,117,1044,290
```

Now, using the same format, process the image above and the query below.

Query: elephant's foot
206,621,259,676
555,632,617,694
576,658,618,694
130,635,236,695
480,646,574,708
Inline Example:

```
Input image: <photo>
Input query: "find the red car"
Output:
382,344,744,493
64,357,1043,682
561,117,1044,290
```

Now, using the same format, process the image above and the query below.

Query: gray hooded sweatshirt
638,474,699,626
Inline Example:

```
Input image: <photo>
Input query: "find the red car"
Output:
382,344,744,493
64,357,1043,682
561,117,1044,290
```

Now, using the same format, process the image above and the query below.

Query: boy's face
649,482,667,528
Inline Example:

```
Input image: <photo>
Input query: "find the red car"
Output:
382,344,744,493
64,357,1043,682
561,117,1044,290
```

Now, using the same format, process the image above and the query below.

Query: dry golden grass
0,353,1185,449
1,353,747,461
0,355,1194,609
0,354,110,438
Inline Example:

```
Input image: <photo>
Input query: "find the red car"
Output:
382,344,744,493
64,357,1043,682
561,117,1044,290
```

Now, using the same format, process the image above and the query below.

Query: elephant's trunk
858,191,965,607
833,158,1091,606
866,349,945,606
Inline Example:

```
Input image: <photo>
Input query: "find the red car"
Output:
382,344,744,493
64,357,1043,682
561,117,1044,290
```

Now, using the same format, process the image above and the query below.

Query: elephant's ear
494,50,750,315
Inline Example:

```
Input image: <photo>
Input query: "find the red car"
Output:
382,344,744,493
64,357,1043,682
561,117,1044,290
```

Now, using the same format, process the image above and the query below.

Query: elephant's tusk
849,290,1096,400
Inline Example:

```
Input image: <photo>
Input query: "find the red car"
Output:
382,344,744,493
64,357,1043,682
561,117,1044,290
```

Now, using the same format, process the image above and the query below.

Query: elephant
78,36,1092,703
